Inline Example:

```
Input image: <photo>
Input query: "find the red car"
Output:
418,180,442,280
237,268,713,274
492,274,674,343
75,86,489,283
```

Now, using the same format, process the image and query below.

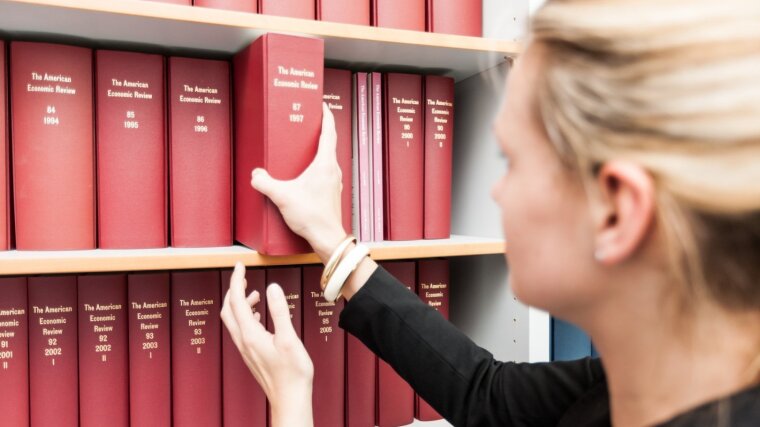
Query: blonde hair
531,0,760,311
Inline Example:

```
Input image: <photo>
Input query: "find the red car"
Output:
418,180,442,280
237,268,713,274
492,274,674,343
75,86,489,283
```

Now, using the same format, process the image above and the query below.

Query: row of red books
0,258,449,427
153,0,482,37
0,35,453,254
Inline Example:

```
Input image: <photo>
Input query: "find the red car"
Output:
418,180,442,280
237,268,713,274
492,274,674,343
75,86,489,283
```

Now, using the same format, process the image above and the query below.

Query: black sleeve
338,266,606,427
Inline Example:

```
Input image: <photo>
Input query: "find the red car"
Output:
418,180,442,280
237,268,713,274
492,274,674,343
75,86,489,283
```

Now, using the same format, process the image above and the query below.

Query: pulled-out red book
376,261,415,427
97,50,167,249
318,0,370,25
303,266,345,427
171,271,222,427
194,0,256,12
0,277,28,426
28,276,79,426
383,73,424,241
415,258,450,420
0,41,8,250
128,273,172,427
10,42,94,250
427,0,482,36
220,268,267,427
324,68,354,235
233,34,324,255
423,75,454,239
78,274,129,427
259,0,314,18
168,57,232,248
372,0,424,30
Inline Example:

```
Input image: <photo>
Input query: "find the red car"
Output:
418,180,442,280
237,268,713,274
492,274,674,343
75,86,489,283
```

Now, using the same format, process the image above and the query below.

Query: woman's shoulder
658,382,760,427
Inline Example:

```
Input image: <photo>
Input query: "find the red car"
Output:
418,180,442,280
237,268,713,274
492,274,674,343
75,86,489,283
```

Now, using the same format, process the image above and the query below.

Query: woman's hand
251,103,347,263
220,262,314,427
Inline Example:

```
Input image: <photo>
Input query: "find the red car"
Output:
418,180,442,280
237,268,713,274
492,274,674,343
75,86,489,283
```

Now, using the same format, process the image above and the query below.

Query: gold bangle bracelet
321,235,356,291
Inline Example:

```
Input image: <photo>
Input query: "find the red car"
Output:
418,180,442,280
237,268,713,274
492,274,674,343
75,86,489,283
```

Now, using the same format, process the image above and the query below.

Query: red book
383,73,424,241
376,261,415,427
324,68,354,235
0,41,8,250
0,277,28,427
427,0,482,36
355,72,372,242
415,259,450,421
372,0,424,30
318,0,370,25
10,42,94,250
423,75,454,239
78,274,129,427
303,266,345,427
220,268,267,427
168,57,232,247
97,50,167,249
128,273,171,427
233,34,324,255
171,271,222,427
265,267,302,337
194,0,256,12
346,334,375,427
370,72,384,241
28,276,79,426
259,0,314,19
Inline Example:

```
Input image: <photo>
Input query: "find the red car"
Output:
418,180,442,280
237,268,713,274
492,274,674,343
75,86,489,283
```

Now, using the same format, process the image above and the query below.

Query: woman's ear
591,161,656,264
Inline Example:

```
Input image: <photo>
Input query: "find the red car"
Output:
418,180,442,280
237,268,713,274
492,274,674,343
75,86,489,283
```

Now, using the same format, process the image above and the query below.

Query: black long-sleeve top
338,266,760,427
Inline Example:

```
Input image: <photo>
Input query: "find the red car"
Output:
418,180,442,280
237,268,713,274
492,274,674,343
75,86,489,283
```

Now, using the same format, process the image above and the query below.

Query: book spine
193,0,257,12
372,0,424,31
383,73,424,241
78,274,129,427
28,276,79,426
376,261,415,427
259,0,315,19
303,266,345,427
429,0,482,36
366,73,375,242
10,41,95,250
265,267,303,338
0,40,8,250
318,0,370,25
97,50,167,249
168,57,232,248
324,68,354,235
220,268,267,427
356,72,371,242
423,75,454,239
171,271,223,427
128,273,172,427
371,72,384,242
233,34,324,255
0,277,28,426
351,74,360,237
346,334,376,427
414,258,450,421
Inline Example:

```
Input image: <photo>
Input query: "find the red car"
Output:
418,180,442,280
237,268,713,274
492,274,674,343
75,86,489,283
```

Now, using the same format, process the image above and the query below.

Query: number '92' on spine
233,34,324,255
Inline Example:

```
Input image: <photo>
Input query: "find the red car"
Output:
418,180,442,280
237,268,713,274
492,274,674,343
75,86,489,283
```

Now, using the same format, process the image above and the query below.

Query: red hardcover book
383,73,424,241
220,268,267,427
372,0,424,30
28,276,79,427
415,259,450,420
324,68,353,235
1,41,8,250
194,0,256,12
233,34,324,255
376,261,415,427
346,333,375,427
355,72,372,242
10,42,94,250
168,57,232,247
265,267,302,337
0,277,28,427
97,50,167,249
78,274,129,427
318,0,370,25
370,72,384,242
171,271,222,427
259,0,314,19
423,75,454,239
303,266,345,427
427,0,482,36
128,273,171,427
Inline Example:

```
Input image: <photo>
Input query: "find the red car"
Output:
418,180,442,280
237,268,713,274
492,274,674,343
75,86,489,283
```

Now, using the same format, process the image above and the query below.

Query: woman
220,0,760,425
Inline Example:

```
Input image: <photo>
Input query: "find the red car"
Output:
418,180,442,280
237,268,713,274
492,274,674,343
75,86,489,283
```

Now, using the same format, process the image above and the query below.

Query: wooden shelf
0,235,505,275
0,0,520,81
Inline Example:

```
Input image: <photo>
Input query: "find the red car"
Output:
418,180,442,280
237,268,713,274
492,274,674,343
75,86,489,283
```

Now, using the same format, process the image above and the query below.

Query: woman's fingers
229,263,268,345
251,168,287,207
266,283,299,341
316,102,337,160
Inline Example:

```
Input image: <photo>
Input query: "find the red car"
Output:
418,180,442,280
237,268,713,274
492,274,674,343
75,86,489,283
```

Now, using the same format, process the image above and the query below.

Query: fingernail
267,283,283,301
